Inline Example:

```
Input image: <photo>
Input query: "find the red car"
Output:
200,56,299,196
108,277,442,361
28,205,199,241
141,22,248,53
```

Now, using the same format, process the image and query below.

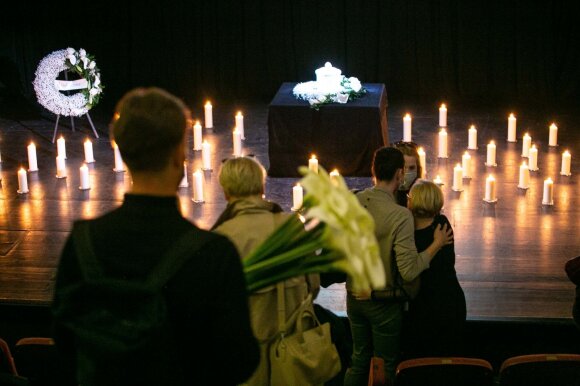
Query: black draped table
267,82,388,177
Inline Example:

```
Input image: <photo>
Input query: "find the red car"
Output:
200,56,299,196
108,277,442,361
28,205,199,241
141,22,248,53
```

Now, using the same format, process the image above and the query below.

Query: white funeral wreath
33,48,104,117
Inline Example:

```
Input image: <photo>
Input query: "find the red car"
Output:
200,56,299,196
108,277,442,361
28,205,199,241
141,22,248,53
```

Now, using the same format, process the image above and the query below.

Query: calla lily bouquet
243,166,385,294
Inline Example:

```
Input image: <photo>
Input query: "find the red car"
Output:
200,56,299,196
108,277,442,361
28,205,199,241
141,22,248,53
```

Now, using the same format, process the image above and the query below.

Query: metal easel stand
52,112,99,143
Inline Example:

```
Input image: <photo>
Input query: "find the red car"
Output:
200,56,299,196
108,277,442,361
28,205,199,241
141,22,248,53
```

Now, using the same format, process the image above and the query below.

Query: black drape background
1,0,579,115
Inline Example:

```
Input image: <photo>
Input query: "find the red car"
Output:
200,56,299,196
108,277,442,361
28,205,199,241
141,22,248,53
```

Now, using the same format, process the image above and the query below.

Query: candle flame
564,150,570,155
113,112,120,121
522,161,528,167
310,154,317,159
531,144,537,150
488,174,495,180
418,147,425,154
550,123,557,129
490,140,495,145
440,103,446,109
205,101,212,106
236,111,242,117
509,113,515,118
19,167,26,173
330,169,339,175
296,183,301,187
404,113,411,119
546,177,553,183
470,125,476,130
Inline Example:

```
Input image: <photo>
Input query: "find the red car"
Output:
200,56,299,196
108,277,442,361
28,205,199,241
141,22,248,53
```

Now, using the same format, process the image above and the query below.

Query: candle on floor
403,113,412,142
309,154,319,173
438,128,448,158
233,128,242,157
418,147,426,178
468,125,478,149
486,141,497,166
193,120,202,151
112,142,125,172
56,155,67,178
192,169,204,203
433,175,443,186
439,103,447,127
84,139,95,163
17,167,29,194
561,150,572,176
27,142,38,172
462,151,471,178
329,169,340,186
179,162,189,188
484,174,497,202
542,178,554,205
549,123,558,147
79,164,90,190
57,136,67,159
452,164,463,192
518,162,530,189
528,145,539,171
204,101,213,129
201,140,212,170
292,183,304,211
508,113,517,142
236,111,245,140
522,133,531,157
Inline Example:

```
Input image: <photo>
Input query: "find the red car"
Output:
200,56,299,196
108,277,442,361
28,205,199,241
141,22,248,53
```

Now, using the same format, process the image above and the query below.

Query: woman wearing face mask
393,141,422,207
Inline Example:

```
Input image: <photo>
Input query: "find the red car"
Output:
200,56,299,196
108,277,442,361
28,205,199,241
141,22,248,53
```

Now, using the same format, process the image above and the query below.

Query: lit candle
439,103,447,127
57,136,67,159
561,150,571,176
309,154,319,173
418,147,426,178
193,120,202,151
468,125,478,149
452,163,463,191
528,145,539,171
84,139,95,163
438,128,448,158
403,113,412,142
484,174,497,202
192,169,204,202
27,142,38,171
433,174,443,186
79,164,90,190
542,178,554,205
112,142,125,172
179,162,189,188
507,113,517,142
17,168,29,194
462,151,471,178
56,155,67,178
518,162,530,189
236,111,245,140
486,141,496,166
201,140,212,170
292,183,303,210
522,133,531,157
329,169,340,186
233,128,242,157
549,123,558,147
204,101,213,129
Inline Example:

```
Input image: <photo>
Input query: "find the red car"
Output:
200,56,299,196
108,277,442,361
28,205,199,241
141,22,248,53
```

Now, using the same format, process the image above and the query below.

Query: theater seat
394,357,494,386
13,337,76,386
498,353,580,386
368,356,388,386
0,338,29,385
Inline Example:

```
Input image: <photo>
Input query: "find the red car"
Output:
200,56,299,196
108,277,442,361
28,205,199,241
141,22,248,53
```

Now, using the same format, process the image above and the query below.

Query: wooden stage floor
0,100,578,324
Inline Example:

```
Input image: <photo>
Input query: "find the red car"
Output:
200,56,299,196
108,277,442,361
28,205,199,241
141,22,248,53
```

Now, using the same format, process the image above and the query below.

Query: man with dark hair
51,87,259,385
344,146,452,385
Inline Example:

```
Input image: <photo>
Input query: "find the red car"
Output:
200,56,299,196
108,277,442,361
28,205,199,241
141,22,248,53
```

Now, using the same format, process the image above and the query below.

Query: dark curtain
1,0,579,114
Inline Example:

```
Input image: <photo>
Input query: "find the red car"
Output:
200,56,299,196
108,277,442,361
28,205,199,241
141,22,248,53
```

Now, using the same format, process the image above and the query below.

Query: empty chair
13,337,75,386
498,353,580,386
395,357,494,386
0,338,29,385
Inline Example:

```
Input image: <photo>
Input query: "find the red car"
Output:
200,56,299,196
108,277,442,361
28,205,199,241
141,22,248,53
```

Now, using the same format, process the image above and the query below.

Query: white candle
518,162,530,189
57,136,67,159
486,141,496,166
309,154,318,173
201,140,212,170
403,113,412,142
179,162,189,188
84,139,95,163
17,168,29,194
508,113,517,142
193,120,202,151
192,169,204,202
27,142,38,171
542,178,554,205
112,142,125,172
329,169,340,186
56,155,67,178
79,164,90,190
204,101,213,129
292,183,303,210
452,163,463,191
433,174,443,186
439,103,447,127
462,151,471,178
468,125,478,149
484,174,497,202
418,147,426,178
233,128,242,157
522,133,531,157
438,128,448,158
561,150,571,176
549,123,558,147
528,145,539,171
236,111,245,140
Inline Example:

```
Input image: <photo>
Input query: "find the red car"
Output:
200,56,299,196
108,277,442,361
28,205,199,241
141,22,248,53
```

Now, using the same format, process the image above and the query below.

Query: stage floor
0,100,578,324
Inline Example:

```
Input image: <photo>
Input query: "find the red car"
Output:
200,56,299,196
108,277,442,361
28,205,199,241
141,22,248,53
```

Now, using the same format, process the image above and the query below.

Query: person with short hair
393,141,422,207
51,87,259,386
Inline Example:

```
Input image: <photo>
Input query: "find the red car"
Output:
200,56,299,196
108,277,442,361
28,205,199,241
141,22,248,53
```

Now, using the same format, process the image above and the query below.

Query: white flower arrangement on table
293,76,367,110
243,165,385,295
33,48,104,117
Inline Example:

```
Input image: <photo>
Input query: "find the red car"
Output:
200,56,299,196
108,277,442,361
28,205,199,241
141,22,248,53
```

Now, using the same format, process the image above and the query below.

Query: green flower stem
244,239,326,273
243,216,304,265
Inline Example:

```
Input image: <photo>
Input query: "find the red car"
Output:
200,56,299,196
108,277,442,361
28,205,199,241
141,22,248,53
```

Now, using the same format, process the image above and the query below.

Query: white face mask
399,171,417,190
